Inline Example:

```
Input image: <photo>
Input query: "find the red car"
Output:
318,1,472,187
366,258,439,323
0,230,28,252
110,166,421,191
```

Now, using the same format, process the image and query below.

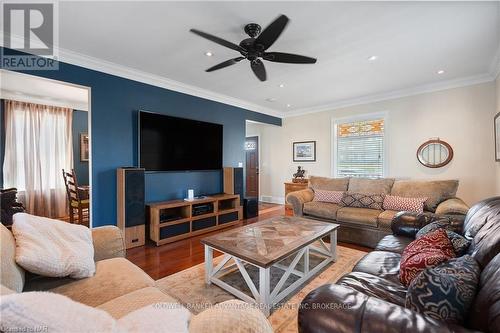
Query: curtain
3,100,73,218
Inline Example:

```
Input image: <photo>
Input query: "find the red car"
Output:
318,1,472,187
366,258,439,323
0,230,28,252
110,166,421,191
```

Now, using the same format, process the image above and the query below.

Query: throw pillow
399,229,455,286
12,213,95,278
405,255,480,325
383,195,427,213
416,221,471,256
313,189,344,204
339,192,385,210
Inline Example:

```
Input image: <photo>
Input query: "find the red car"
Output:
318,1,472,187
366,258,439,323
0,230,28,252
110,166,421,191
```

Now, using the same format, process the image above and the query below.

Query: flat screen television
139,111,223,171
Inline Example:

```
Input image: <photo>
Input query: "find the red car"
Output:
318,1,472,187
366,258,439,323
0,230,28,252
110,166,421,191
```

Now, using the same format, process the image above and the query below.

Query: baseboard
260,195,285,204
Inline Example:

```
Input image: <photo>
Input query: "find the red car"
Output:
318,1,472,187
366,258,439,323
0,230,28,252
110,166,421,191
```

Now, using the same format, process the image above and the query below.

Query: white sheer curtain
3,100,73,218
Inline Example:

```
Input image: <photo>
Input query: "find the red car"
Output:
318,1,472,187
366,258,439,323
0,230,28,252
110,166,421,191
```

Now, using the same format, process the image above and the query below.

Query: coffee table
201,216,339,315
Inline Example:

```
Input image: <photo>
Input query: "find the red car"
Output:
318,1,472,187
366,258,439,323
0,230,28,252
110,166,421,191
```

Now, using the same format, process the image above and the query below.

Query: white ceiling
9,2,500,117
0,70,89,111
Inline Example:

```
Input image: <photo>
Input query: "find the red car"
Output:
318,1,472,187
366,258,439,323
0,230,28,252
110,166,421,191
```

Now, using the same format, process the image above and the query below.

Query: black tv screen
139,111,223,171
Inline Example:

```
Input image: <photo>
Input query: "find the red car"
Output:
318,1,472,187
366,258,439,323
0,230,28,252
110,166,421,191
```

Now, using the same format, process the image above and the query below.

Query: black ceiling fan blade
190,29,245,53
206,57,245,72
263,52,317,64
250,59,267,81
254,15,289,51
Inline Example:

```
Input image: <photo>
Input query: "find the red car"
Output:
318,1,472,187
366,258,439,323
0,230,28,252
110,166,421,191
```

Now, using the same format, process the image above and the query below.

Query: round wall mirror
417,139,453,168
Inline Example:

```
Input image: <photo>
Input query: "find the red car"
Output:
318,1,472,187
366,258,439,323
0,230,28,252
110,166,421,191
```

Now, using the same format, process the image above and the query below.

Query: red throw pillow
383,195,427,213
399,228,455,286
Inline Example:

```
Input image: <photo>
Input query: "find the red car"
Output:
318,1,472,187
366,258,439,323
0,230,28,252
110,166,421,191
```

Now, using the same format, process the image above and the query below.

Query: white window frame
331,112,389,178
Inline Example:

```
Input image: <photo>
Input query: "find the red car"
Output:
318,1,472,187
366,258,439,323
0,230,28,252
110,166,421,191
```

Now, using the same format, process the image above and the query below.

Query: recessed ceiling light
265,98,276,102
368,55,378,61
437,70,445,75
205,51,213,57
286,104,292,108
279,83,285,88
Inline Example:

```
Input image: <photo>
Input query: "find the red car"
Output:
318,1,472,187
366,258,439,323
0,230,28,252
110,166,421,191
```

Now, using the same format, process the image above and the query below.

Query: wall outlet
238,162,243,167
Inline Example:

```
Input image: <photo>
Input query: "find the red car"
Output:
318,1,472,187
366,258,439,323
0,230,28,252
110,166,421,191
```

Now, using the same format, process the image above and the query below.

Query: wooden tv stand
147,194,242,246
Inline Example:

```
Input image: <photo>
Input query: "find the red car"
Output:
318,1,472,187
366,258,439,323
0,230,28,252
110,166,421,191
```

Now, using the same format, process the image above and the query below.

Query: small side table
284,181,309,213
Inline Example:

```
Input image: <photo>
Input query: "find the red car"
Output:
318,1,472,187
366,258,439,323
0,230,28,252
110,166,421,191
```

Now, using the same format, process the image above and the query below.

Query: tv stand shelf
147,194,242,246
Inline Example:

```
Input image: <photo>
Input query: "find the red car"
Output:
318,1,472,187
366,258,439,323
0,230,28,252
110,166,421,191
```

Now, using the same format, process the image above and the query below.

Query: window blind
335,119,385,178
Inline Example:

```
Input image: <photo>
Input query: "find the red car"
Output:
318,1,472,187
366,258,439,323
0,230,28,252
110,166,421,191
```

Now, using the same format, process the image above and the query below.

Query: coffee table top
201,216,339,267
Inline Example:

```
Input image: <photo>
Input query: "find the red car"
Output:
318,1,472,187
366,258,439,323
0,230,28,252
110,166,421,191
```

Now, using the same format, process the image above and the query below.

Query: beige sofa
286,176,469,248
0,223,271,332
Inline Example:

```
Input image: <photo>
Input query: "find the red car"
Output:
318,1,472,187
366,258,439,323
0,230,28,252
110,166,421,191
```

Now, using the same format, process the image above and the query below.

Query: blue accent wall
1,48,281,227
72,110,89,185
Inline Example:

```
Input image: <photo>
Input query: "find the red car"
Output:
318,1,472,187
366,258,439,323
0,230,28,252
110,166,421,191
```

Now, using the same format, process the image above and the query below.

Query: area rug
155,245,366,333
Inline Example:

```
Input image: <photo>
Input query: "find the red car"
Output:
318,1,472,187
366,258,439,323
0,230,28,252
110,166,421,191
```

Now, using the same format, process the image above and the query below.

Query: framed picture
495,112,500,162
293,141,316,162
80,133,89,162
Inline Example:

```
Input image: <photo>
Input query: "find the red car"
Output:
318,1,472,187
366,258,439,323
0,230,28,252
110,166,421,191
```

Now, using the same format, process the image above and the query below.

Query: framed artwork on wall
80,133,89,162
495,112,500,162
293,141,316,162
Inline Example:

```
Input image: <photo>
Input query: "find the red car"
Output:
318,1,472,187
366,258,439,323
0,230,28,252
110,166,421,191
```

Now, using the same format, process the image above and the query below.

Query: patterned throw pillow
416,221,470,256
399,229,455,286
405,255,480,325
313,190,344,204
383,195,427,213
339,192,385,210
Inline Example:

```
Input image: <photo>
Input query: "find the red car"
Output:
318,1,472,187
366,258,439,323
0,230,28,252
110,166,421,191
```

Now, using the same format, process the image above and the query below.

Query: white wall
256,82,497,205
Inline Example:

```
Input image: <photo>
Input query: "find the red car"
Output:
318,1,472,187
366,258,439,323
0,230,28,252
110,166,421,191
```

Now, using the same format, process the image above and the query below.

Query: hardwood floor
126,204,370,280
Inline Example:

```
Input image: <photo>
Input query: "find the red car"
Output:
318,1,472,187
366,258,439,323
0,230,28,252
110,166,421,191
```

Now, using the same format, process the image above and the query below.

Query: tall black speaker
117,167,145,249
223,167,243,205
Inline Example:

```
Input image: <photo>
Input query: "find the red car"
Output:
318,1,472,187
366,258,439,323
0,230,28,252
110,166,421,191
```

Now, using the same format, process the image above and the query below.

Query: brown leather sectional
298,196,500,333
286,176,470,248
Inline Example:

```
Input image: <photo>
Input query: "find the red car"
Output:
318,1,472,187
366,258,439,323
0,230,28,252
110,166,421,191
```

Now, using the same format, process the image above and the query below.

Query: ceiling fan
190,15,317,82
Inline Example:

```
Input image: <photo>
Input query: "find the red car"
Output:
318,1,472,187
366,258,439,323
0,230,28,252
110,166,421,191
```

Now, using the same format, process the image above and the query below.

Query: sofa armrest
189,300,273,333
286,189,314,216
390,211,443,238
435,198,469,216
298,284,474,333
92,226,126,262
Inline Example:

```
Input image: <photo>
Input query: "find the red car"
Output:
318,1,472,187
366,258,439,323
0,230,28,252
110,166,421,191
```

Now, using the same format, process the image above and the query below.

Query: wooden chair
62,169,89,226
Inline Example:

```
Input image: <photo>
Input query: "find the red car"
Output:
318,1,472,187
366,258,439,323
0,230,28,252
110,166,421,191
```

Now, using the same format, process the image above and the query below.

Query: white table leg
259,267,271,316
330,229,337,262
205,245,213,285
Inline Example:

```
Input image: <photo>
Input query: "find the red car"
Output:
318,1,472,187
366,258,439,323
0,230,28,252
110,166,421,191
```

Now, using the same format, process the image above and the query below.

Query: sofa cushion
377,210,398,232
374,235,412,254
352,251,402,284
12,213,95,279
336,207,382,227
390,180,459,212
97,286,178,319
24,258,155,307
337,271,407,306
340,192,385,210
303,202,340,220
0,224,25,293
347,178,395,194
405,255,480,325
313,189,344,204
309,176,349,191
399,229,455,286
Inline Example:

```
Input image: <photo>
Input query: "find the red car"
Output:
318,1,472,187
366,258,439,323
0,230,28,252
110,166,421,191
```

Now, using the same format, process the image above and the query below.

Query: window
333,117,386,178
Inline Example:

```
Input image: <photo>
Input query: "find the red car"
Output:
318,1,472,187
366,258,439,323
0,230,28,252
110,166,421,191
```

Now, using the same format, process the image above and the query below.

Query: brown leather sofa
286,176,469,248
298,196,500,333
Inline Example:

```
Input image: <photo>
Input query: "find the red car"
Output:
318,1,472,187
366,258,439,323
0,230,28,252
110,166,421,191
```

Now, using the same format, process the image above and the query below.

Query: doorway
0,70,92,227
245,136,259,198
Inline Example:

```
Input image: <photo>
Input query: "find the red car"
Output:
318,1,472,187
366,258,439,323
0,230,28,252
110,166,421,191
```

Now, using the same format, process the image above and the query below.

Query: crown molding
283,72,496,118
